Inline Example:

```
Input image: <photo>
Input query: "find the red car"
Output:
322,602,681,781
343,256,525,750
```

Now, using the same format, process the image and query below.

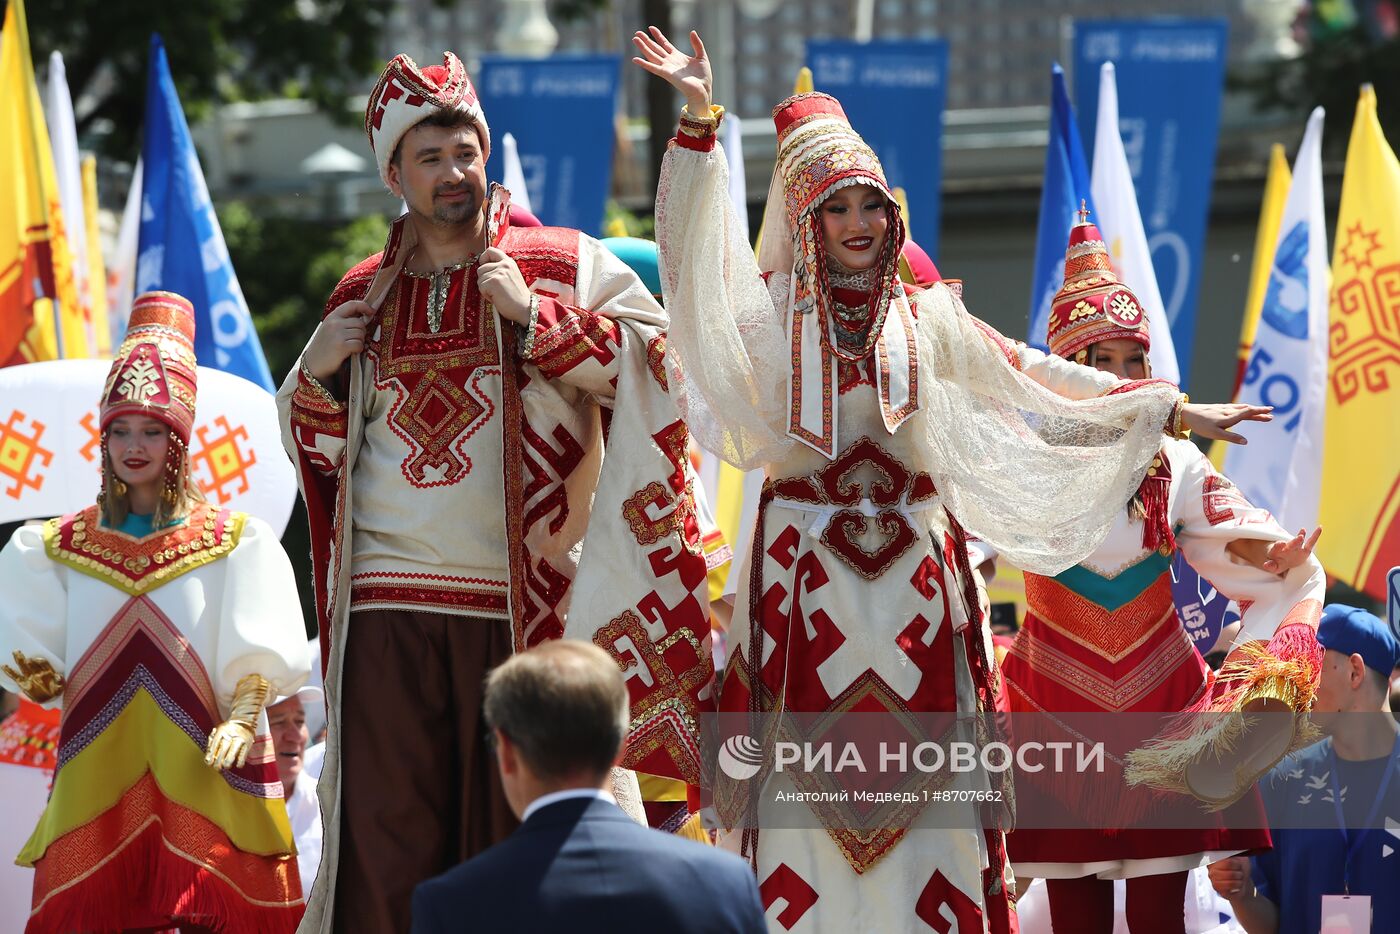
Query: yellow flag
1209,143,1292,469
1237,144,1292,395
0,0,83,365
892,186,911,230
81,155,111,355
1319,86,1400,600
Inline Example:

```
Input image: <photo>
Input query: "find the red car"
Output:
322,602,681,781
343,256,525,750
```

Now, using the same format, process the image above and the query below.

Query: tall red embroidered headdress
365,51,490,186
1046,212,1151,362
755,92,917,458
101,291,198,443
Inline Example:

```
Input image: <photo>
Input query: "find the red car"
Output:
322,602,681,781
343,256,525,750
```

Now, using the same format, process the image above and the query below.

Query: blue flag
477,55,620,236
1073,19,1229,389
1027,65,1094,351
807,39,949,256
136,35,273,391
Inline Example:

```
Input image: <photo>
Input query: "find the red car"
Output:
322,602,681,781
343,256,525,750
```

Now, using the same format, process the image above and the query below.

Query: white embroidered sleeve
1169,441,1325,646
655,141,798,471
0,524,70,708
1015,343,1122,399
212,516,312,707
518,235,665,401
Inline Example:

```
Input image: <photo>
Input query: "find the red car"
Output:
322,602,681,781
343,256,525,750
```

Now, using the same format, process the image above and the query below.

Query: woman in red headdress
635,28,1269,933
998,217,1326,934
0,292,310,933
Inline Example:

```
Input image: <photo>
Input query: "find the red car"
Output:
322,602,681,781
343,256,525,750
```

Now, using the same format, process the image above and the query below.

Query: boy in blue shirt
1208,603,1400,933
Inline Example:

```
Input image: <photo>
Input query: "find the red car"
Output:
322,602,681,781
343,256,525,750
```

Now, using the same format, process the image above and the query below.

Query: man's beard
420,182,480,227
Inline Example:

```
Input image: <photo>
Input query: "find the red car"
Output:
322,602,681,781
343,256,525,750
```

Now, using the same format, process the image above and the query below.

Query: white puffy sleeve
0,524,70,708
1167,440,1325,646
1015,343,1121,399
212,515,311,708
654,135,798,471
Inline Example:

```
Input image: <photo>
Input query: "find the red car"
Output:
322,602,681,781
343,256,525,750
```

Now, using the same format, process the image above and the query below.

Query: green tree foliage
219,203,387,381
1238,23,1400,157
218,204,389,634
28,0,388,158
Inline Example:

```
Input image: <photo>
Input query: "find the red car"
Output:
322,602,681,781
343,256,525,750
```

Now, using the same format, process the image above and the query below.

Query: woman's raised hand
632,27,713,114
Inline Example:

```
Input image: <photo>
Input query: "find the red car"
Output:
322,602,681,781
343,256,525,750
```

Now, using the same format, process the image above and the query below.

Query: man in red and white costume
277,53,715,933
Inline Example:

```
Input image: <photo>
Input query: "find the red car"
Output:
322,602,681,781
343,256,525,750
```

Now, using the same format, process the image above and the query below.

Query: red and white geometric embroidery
759,863,820,930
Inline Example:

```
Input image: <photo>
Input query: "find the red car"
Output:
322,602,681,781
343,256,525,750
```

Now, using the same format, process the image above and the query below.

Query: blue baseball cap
1317,603,1400,675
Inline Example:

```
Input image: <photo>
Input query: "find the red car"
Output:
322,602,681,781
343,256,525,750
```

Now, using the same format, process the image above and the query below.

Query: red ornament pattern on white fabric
371,270,500,489
914,869,983,933
1202,472,1253,527
769,436,935,580
759,863,820,930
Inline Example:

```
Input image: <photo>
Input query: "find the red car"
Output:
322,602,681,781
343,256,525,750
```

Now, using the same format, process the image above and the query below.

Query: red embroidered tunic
288,237,624,621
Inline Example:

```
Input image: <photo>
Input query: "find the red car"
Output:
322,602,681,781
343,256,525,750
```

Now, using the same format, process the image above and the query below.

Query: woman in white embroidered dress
634,28,1272,934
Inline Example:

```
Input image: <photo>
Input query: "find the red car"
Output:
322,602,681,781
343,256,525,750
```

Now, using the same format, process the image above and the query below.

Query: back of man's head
484,640,629,782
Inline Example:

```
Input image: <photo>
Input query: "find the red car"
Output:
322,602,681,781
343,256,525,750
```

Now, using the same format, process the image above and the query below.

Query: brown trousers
333,610,518,934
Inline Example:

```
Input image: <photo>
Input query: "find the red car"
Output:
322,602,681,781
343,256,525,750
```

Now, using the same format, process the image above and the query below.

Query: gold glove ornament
205,673,271,771
2,650,64,703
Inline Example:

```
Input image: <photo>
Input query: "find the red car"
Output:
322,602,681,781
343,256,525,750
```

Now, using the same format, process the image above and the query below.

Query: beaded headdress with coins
764,92,905,361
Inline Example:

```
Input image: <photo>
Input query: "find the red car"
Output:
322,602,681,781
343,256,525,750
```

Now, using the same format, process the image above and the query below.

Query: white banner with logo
0,359,296,532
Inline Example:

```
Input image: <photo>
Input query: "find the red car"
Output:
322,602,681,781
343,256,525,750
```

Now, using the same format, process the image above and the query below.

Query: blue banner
477,55,620,236
1027,64,1095,351
1170,551,1240,655
1073,18,1229,390
807,39,948,256
137,35,273,392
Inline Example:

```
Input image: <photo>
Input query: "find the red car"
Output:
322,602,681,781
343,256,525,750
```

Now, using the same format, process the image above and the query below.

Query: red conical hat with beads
100,291,198,444
1046,208,1150,358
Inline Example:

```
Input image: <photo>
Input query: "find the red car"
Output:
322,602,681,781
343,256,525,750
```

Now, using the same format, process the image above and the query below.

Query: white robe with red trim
277,210,716,933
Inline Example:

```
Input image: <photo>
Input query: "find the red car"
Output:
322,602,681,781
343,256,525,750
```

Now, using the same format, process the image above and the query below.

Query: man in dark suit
411,640,767,933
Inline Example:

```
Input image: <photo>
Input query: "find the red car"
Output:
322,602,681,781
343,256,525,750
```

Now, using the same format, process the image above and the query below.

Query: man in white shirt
268,686,324,899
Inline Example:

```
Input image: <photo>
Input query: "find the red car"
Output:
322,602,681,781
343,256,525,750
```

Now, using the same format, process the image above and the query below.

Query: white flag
1223,107,1328,533
107,156,142,344
1089,62,1180,385
724,114,750,244
501,131,533,215
45,51,91,346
